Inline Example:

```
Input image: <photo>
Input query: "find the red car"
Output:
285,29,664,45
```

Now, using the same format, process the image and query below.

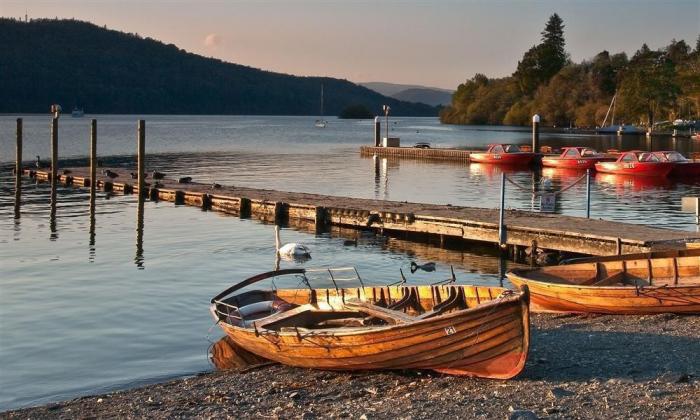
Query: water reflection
89,184,96,263
209,336,268,371
596,173,673,192
135,193,145,269
49,178,57,241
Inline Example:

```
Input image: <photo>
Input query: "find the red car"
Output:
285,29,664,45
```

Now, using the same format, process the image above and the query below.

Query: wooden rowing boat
507,251,700,314
211,268,530,379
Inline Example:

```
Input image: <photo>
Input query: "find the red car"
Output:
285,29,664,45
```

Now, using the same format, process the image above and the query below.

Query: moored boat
507,251,700,314
211,268,530,379
594,151,676,177
652,151,700,177
541,147,613,170
469,144,536,165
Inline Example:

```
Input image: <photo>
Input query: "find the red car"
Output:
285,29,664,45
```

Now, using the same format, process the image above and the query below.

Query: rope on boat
504,172,588,197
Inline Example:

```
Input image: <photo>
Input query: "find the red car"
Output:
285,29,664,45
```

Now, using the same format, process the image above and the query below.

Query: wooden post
374,117,381,147
137,120,145,198
274,201,288,224
14,118,22,218
315,206,328,233
51,117,58,182
90,119,97,194
531,114,540,154
239,197,251,218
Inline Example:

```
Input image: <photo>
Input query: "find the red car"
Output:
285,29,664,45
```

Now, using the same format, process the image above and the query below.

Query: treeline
0,18,437,116
440,14,700,128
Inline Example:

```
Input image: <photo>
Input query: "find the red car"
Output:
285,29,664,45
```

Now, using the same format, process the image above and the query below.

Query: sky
2,0,699,90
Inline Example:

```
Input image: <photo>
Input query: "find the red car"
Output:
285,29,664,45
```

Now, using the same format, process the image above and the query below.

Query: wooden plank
28,167,700,256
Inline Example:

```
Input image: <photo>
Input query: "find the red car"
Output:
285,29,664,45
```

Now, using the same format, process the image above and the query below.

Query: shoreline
5,313,698,419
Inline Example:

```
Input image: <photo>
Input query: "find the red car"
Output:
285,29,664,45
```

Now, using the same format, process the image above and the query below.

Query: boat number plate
493,155,501,159
577,160,587,164
623,163,636,169
444,326,457,335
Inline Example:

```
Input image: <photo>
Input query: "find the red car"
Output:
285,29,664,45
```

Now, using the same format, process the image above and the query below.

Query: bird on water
102,169,119,179
178,176,192,184
152,170,165,180
275,225,311,260
410,261,436,273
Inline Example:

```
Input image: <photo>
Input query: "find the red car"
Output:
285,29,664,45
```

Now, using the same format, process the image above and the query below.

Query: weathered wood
137,120,145,198
50,117,58,184
14,118,22,218
90,119,97,194
361,146,471,162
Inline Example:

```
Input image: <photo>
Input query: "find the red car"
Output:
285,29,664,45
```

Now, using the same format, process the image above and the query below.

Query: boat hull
469,153,535,165
541,157,605,170
217,285,530,379
594,161,675,177
507,255,700,314
670,162,700,177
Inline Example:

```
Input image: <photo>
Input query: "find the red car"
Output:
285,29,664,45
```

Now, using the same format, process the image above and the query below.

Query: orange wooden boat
507,250,700,314
211,268,530,379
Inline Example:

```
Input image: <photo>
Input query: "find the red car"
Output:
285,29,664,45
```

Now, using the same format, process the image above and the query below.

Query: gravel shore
4,313,699,419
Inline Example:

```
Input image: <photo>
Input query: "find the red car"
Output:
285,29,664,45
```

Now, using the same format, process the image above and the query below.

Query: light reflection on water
2,115,700,410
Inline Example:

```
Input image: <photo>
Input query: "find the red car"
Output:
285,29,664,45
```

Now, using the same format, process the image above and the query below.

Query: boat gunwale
217,287,527,338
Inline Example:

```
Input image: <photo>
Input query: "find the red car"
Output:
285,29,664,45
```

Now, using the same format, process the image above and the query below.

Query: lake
1,115,700,410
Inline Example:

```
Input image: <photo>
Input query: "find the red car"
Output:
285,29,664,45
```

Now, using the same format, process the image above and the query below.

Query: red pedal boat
469,144,536,165
652,151,700,177
594,151,676,177
541,147,613,170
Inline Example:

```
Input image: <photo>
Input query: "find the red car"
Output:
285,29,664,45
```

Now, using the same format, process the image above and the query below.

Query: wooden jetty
360,146,472,161
23,166,700,256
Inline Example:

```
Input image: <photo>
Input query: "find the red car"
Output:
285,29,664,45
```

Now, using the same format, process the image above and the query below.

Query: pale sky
2,0,699,90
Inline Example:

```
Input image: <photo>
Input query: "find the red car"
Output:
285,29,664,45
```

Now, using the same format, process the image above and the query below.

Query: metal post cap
532,114,540,123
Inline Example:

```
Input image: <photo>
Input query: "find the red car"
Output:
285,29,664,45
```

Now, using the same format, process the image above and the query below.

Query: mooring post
531,114,540,153
14,118,23,218
585,169,591,218
374,116,381,147
498,172,506,249
51,117,58,182
90,119,97,194
137,120,145,198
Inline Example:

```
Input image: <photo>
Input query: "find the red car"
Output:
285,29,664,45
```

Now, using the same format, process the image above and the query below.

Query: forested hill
0,19,437,116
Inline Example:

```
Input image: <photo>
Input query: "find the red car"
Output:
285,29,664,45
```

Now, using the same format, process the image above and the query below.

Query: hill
392,88,453,107
361,82,453,106
0,19,437,116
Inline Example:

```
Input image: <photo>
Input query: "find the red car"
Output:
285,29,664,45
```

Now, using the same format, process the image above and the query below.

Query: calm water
2,115,700,410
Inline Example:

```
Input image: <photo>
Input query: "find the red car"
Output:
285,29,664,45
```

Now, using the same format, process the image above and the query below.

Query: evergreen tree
513,14,568,94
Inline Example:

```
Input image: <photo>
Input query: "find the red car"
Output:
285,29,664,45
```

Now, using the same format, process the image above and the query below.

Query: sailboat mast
320,83,324,117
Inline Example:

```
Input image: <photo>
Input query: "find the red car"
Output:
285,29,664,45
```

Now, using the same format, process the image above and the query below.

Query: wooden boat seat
416,286,468,319
344,300,415,324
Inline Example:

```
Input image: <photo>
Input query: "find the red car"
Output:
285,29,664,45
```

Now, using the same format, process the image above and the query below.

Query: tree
539,13,568,80
513,14,568,94
617,44,680,127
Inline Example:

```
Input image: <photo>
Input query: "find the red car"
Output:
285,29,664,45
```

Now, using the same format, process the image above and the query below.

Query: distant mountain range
0,19,437,116
360,82,454,107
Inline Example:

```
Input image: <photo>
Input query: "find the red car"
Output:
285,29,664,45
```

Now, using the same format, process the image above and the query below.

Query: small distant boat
314,83,327,128
594,151,675,177
653,151,700,177
211,267,531,379
541,147,613,170
507,249,700,314
469,144,536,165
596,93,644,134
71,107,84,118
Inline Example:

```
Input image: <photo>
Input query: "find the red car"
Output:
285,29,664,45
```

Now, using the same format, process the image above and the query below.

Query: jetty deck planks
24,167,700,256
